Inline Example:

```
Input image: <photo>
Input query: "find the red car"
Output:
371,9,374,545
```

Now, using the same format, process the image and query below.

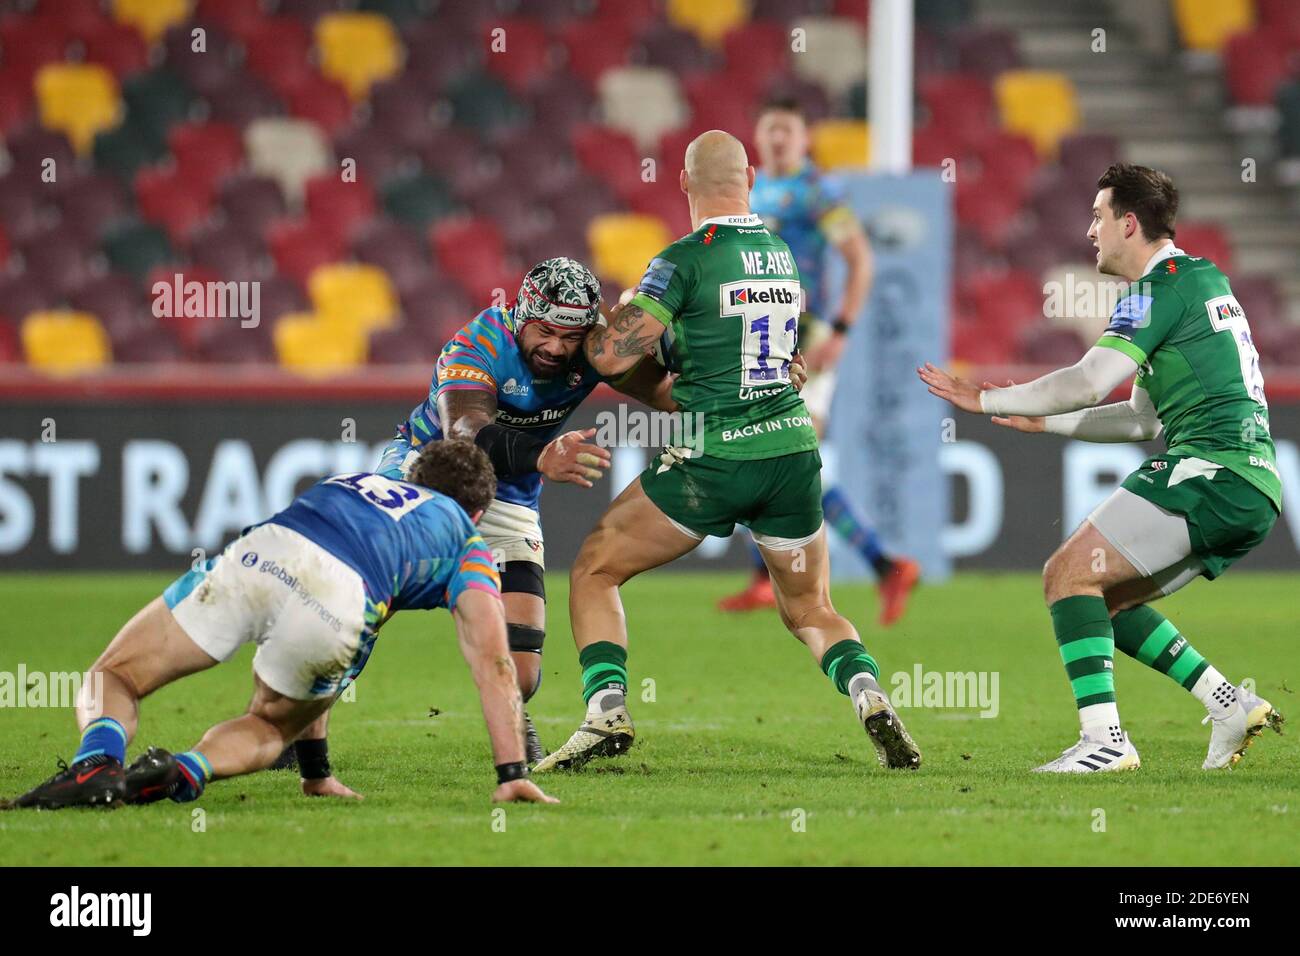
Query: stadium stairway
975,0,1300,322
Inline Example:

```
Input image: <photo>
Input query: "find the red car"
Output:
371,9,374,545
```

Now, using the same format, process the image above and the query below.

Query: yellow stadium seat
1173,0,1254,53
995,70,1079,158
21,311,111,374
112,0,191,43
34,63,121,155
811,120,870,170
586,213,675,291
307,263,398,332
274,313,367,374
316,12,403,101
666,0,749,47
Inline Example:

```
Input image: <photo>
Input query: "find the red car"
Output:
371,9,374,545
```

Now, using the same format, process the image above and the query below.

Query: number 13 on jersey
721,279,802,386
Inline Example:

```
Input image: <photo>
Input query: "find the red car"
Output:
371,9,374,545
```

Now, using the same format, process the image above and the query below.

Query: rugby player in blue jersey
7,440,558,808
718,98,921,625
280,258,681,773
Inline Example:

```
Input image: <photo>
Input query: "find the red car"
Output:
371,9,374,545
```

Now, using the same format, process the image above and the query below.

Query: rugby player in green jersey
921,163,1284,772
534,131,920,773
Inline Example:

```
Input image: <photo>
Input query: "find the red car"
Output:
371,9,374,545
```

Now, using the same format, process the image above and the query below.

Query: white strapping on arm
1042,381,1162,442
979,346,1140,417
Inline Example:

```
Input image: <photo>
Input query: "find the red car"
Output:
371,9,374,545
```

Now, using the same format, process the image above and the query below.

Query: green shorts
1122,453,1279,579
640,448,824,541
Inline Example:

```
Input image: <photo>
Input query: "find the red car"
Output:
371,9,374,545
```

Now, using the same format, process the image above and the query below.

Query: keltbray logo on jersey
739,249,795,276
728,285,798,307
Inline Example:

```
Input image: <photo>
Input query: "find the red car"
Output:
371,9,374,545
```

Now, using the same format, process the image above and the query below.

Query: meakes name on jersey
1096,251,1282,511
627,214,819,461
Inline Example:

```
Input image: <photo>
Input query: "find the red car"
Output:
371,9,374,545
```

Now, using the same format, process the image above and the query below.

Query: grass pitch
0,571,1295,866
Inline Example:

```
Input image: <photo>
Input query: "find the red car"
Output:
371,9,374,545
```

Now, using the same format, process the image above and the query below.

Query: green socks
580,642,628,711
820,639,880,697
1051,595,1116,708
1111,605,1209,689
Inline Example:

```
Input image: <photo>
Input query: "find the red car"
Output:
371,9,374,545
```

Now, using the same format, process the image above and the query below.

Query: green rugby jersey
628,214,819,461
1095,250,1281,510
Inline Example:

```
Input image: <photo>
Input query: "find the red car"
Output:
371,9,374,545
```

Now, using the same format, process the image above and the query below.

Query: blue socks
171,751,213,803
74,717,128,765
822,486,893,576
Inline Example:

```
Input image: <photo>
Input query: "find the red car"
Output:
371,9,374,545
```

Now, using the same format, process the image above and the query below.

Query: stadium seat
667,0,749,48
965,271,1044,339
245,118,333,205
168,122,245,192
82,20,150,79
286,75,356,138
144,264,228,353
307,262,399,332
1173,0,1254,53
681,74,761,140
791,18,869,99
811,120,870,170
994,70,1079,158
636,22,720,76
20,228,96,300
304,173,378,243
186,220,270,282
1223,29,1292,106
1256,0,1300,45
101,219,175,278
352,220,436,298
380,170,458,228
274,312,368,373
34,63,122,155
112,0,190,43
0,65,34,136
571,124,647,202
71,273,152,345
954,179,1023,249
974,131,1039,202
316,12,404,101
0,183,55,248
1018,324,1086,365
920,73,996,153
201,72,287,129
367,323,442,364
722,20,793,78
954,27,1020,77
621,168,693,238
1057,133,1119,189
586,213,674,290
447,71,527,134
598,67,689,153
161,23,238,97
120,69,195,144
134,166,216,244
429,216,512,303
21,310,112,373
1175,222,1234,274
0,318,22,364
559,17,634,89
195,0,264,40
0,14,70,90
483,17,556,93
267,218,348,287
243,17,314,97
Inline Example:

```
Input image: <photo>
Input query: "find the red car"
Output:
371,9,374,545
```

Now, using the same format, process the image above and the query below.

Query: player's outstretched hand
917,362,984,414
538,428,611,488
301,775,364,800
492,779,559,803
789,350,808,392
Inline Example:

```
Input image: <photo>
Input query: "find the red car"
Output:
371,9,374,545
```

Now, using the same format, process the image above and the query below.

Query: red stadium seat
0,317,21,363
286,75,356,137
267,218,348,287
0,66,34,135
560,18,634,88
1018,324,1086,365
681,74,761,138
83,20,150,79
145,264,226,352
833,0,870,25
135,166,216,244
954,179,1023,249
304,172,378,243
920,73,997,153
975,131,1039,199
1256,0,1300,46
571,124,645,202
429,217,511,302
951,317,1015,364
243,17,314,97
721,21,793,90
484,17,557,93
1223,29,1293,106
187,219,270,281
1176,222,1234,274
965,271,1045,338
58,172,130,245
168,122,245,192
0,14,70,89
912,123,962,167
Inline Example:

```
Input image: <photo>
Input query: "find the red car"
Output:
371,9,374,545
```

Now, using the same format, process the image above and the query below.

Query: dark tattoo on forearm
613,332,656,357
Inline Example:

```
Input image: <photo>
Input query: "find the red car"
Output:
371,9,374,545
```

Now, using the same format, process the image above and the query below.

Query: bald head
684,130,751,197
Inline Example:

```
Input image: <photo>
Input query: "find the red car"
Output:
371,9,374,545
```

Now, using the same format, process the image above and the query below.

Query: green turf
0,571,1296,865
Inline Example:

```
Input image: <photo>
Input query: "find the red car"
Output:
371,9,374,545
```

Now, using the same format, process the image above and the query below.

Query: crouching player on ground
920,163,1283,772
535,131,921,774
6,441,557,809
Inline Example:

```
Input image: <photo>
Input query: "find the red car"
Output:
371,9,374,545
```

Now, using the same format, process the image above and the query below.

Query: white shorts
1088,488,1205,597
477,498,545,568
163,523,370,700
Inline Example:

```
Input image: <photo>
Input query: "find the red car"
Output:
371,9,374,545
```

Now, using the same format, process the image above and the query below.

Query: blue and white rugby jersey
262,473,500,626
750,160,858,320
392,306,604,511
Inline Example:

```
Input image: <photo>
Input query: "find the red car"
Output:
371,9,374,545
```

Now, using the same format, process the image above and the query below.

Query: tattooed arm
610,356,678,412
437,387,498,441
585,303,664,377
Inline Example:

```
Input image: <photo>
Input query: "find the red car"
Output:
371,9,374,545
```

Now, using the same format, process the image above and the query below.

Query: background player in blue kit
8,440,557,809
718,98,921,626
